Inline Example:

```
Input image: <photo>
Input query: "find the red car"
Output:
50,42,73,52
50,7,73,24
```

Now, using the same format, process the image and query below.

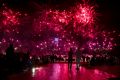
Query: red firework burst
1,6,21,26
73,3,96,38
74,4,95,25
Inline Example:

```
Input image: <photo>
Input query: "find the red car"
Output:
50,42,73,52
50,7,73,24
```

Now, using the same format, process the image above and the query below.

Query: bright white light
32,67,35,77
32,67,43,77
55,38,59,42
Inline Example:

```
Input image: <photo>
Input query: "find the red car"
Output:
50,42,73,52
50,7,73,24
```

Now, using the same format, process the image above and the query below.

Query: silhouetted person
6,44,15,71
6,44,14,59
86,56,90,63
68,48,73,70
75,47,81,70
22,51,30,69
82,55,85,62
51,54,55,63
90,54,96,66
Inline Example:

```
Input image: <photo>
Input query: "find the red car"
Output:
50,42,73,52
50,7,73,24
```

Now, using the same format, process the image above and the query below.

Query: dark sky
0,0,120,31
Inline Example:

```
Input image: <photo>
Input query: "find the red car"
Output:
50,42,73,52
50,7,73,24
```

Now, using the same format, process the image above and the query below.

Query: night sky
0,0,120,55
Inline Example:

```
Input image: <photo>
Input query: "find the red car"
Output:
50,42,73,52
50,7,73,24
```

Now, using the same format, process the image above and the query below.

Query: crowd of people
67,47,120,70
0,44,120,79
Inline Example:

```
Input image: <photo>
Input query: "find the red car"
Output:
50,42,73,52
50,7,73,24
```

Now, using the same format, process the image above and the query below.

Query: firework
1,6,21,26
74,4,95,25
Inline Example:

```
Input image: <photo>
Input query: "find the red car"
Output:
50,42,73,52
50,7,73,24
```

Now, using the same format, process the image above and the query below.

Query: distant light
32,67,43,77
14,47,18,50
2,51,6,55
30,56,32,59
36,45,39,48
32,67,35,77
55,38,59,42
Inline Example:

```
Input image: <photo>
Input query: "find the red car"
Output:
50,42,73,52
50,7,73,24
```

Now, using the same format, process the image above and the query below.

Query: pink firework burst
1,6,21,26
33,1,97,39
74,1,96,25
34,10,71,33
73,3,96,38
47,10,72,25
